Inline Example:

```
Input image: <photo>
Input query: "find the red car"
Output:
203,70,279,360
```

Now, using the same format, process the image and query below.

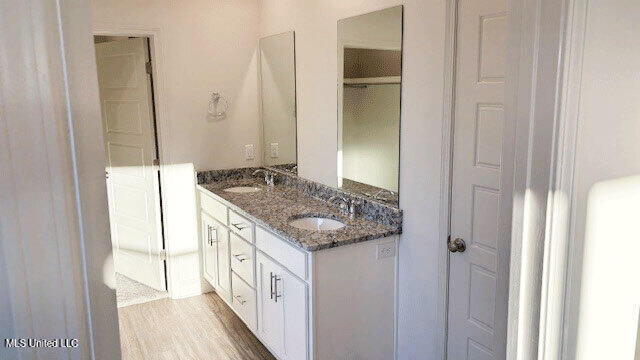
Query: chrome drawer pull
233,253,249,262
234,295,246,305
231,222,250,231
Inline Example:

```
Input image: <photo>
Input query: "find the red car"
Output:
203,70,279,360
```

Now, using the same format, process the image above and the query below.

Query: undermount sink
223,186,261,193
288,216,346,231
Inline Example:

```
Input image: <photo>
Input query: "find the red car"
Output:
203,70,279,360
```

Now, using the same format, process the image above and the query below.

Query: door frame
92,24,176,298
436,0,581,358
435,0,526,358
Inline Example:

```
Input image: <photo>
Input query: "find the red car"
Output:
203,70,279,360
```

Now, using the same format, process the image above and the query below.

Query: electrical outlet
244,144,255,161
376,243,396,260
270,143,279,158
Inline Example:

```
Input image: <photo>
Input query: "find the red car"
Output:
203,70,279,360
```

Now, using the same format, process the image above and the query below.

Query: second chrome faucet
252,169,275,187
329,195,361,219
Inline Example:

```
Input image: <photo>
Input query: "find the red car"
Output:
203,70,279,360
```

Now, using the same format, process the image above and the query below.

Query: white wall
259,1,447,358
92,0,261,170
92,0,261,298
566,0,640,358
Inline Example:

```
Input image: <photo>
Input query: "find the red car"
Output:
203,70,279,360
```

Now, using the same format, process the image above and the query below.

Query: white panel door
95,38,166,291
447,0,510,359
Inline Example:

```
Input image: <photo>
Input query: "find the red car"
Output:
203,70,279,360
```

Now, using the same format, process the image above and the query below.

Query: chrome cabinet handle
448,237,466,253
270,272,275,300
233,253,249,262
206,225,218,245
209,225,220,245
234,294,246,305
231,222,250,231
273,275,282,303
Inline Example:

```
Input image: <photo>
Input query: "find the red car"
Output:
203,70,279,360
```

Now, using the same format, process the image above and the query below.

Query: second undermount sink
288,216,346,231
223,186,262,193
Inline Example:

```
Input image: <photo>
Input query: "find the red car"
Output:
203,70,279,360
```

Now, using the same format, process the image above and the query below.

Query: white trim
505,0,574,358
541,0,588,358
435,0,458,358
91,23,178,298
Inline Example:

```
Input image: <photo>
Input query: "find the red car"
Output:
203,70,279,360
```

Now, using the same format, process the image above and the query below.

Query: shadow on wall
574,174,640,359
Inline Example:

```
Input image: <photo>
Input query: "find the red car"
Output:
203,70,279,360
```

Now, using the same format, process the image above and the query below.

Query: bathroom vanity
196,168,401,360
196,8,405,359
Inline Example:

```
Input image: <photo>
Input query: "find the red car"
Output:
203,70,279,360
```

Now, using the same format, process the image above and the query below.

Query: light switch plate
376,242,396,260
270,143,279,158
244,144,255,160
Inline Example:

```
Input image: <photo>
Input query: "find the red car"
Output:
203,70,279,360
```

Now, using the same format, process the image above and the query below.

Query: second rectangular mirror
337,6,403,207
260,31,297,173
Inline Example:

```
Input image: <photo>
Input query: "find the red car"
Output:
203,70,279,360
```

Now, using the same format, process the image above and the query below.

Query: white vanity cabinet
197,186,397,360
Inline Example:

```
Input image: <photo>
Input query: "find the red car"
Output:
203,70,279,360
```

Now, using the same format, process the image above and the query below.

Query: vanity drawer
200,190,227,225
229,210,254,243
256,226,307,280
231,272,256,331
230,233,254,287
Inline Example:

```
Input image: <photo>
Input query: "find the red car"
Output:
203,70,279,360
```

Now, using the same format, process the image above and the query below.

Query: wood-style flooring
117,291,276,360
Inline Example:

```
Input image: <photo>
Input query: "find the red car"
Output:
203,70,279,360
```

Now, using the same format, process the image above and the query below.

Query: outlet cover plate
270,143,279,158
244,144,255,160
376,242,396,260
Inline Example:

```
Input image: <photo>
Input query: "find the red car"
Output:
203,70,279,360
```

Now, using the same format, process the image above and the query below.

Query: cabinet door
256,252,308,360
257,252,285,357
201,213,217,286
281,270,307,360
215,223,231,299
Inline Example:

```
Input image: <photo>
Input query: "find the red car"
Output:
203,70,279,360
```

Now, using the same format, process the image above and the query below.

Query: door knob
448,237,466,253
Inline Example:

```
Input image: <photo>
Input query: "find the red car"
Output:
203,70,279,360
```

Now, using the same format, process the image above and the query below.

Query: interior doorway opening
94,35,169,308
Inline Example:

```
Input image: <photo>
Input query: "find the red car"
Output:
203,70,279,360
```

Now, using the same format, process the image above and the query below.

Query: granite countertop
199,178,401,251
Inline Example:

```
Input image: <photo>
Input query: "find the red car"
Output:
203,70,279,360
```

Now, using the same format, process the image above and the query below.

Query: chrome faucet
252,169,275,187
328,195,360,219
348,199,361,219
328,195,349,214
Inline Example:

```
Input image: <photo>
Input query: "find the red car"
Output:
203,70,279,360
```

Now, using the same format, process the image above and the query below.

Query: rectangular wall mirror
260,31,297,173
337,6,403,207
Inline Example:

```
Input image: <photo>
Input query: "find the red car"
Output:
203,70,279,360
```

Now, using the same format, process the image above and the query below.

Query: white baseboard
170,278,209,299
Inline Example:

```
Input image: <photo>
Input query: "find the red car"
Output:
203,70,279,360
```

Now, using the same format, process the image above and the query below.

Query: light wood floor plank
117,291,276,360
